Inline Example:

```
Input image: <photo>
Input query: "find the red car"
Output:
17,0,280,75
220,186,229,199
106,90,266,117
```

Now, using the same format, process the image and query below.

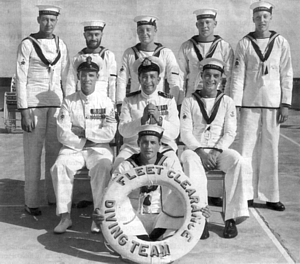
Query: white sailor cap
133,56,164,76
193,9,217,20
200,58,226,73
37,5,60,16
138,124,164,139
134,15,158,27
250,1,274,14
75,55,103,73
82,20,106,31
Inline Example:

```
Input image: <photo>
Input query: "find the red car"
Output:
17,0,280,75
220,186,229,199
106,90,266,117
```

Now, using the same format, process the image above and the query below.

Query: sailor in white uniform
180,58,251,239
116,15,183,112
94,124,209,241
230,1,293,211
65,20,117,103
51,56,117,234
114,56,181,172
15,5,69,216
178,8,234,97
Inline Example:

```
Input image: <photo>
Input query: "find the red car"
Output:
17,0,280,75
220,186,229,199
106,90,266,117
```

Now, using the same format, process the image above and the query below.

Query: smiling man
180,58,251,239
65,20,117,103
116,15,182,113
178,8,234,98
230,1,293,211
51,56,117,234
15,5,69,216
114,56,180,172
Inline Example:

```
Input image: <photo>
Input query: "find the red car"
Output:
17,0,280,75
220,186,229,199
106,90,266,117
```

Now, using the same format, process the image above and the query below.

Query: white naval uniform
51,91,117,215
114,90,180,171
230,31,293,202
112,153,185,235
180,92,250,223
116,43,183,105
178,35,234,97
65,47,117,103
16,35,69,208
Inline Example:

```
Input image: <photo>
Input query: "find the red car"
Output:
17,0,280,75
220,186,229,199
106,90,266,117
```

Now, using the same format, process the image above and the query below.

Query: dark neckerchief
26,33,61,69
126,152,167,167
244,30,279,75
189,35,222,62
192,90,224,125
131,43,165,60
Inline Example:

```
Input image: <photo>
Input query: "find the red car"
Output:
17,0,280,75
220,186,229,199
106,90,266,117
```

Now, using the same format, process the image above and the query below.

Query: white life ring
100,165,205,264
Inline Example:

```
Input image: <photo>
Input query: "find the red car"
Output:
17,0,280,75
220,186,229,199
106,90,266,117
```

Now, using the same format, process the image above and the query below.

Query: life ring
100,165,205,264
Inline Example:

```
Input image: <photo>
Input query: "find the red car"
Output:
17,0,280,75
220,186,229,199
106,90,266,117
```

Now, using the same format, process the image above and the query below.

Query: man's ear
214,20,217,27
157,76,161,83
138,75,142,84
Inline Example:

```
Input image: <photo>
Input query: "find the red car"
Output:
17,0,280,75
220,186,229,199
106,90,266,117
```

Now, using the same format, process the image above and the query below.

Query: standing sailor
178,8,234,97
116,15,183,113
230,1,293,211
66,20,117,103
15,5,69,215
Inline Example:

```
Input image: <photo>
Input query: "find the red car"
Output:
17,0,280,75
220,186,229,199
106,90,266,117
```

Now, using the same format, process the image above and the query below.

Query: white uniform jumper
16,34,69,207
112,152,185,235
180,91,250,223
114,90,180,171
117,43,182,105
178,35,234,97
66,47,117,103
51,91,117,215
230,31,293,202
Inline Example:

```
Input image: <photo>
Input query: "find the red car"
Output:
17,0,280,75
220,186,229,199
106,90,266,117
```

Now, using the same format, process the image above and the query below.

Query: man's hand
71,126,85,138
236,106,241,122
147,103,160,124
21,109,35,132
200,206,211,219
209,149,221,166
141,103,161,125
195,148,217,171
116,104,122,117
92,208,104,228
278,105,289,124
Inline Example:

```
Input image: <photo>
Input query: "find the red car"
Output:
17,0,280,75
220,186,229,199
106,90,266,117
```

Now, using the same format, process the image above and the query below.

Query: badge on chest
156,105,168,116
90,108,106,119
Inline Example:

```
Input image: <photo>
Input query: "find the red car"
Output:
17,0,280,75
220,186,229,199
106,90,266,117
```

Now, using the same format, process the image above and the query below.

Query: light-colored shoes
54,218,72,234
91,221,101,233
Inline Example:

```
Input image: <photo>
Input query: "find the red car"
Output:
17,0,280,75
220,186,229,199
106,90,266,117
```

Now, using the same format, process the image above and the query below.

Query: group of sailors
14,0,292,244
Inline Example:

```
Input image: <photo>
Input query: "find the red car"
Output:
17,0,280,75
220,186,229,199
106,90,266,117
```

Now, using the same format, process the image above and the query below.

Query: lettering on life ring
100,165,205,264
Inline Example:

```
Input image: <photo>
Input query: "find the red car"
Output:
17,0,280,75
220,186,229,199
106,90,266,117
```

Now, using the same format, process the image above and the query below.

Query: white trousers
24,107,61,208
239,108,280,202
181,149,250,223
51,146,113,215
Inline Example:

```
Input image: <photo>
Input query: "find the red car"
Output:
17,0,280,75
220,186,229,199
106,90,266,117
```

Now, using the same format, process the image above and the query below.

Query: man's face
137,25,156,45
37,15,58,35
201,68,222,93
196,18,217,38
138,71,161,95
138,135,160,161
253,11,272,33
84,30,103,49
78,71,98,95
